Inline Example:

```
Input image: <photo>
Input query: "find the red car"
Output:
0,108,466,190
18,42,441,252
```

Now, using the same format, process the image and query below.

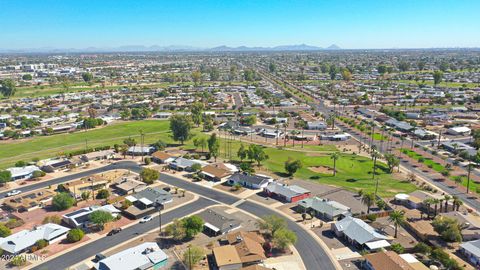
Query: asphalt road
159,173,337,270
32,197,215,270
9,161,336,270
0,161,140,199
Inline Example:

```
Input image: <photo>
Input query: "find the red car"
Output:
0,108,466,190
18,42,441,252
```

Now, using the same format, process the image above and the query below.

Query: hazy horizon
1,0,480,50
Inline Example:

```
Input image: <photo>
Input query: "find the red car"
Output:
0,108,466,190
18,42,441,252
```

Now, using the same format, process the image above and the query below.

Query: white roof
97,242,167,270
365,240,391,250
449,126,471,132
6,165,39,178
399,253,420,264
125,195,137,202
204,222,220,232
395,193,410,201
0,223,70,254
139,197,153,205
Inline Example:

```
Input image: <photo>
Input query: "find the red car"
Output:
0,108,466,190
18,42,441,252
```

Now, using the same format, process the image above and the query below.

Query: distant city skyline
1,0,479,50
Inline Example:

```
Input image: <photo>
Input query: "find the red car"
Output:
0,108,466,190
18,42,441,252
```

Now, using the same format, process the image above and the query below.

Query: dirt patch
309,166,333,174
305,152,327,157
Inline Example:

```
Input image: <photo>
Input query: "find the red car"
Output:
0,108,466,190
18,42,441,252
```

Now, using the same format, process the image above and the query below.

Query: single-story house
6,165,40,181
62,205,121,228
123,187,173,219
297,197,351,221
96,242,168,270
169,157,207,171
320,133,351,141
81,149,115,162
65,175,110,195
225,231,266,265
213,245,242,270
0,223,70,254
39,158,73,172
307,121,327,130
227,172,273,189
3,189,56,212
460,239,480,267
332,216,390,250
447,126,471,136
363,251,415,270
200,164,234,182
264,182,310,203
127,146,155,156
113,178,147,195
151,151,175,164
197,208,242,236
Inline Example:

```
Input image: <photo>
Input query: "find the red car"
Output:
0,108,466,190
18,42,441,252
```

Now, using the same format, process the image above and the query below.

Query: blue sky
1,0,479,49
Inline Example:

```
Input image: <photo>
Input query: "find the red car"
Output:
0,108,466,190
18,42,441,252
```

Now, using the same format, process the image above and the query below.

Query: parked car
6,190,22,197
139,215,153,223
107,228,122,236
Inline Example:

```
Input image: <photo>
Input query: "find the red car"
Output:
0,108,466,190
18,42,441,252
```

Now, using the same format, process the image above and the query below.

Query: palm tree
423,198,433,218
290,130,299,147
361,192,375,214
388,210,406,238
443,195,451,212
371,150,381,197
330,152,340,176
439,198,444,213
275,124,280,146
432,199,440,217
283,123,288,147
452,196,463,211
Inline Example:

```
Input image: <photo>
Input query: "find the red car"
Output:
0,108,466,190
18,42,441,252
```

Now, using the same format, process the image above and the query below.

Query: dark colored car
107,228,122,236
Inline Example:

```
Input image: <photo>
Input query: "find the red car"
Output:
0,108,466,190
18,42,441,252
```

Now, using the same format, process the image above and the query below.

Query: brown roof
226,231,266,263
3,189,55,211
151,151,173,161
202,164,232,179
242,265,271,270
213,245,242,267
364,251,415,270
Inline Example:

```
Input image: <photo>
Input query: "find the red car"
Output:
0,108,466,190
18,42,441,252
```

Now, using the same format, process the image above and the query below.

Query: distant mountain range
0,44,341,53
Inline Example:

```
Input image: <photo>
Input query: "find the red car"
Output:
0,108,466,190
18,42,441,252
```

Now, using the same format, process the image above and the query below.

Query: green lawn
400,148,445,173
0,120,179,168
372,133,387,141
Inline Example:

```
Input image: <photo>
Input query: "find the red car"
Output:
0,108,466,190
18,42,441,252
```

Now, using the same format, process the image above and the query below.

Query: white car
6,190,22,197
139,215,153,223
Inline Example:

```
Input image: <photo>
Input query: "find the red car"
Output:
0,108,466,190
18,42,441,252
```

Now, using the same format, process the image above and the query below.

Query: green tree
341,68,352,81
432,216,463,242
193,137,207,152
0,79,16,98
190,102,204,127
170,114,192,144
284,158,302,176
237,144,248,161
89,210,114,229
269,62,277,73
81,72,94,82
183,245,205,269
32,170,46,178
330,152,340,176
209,67,220,81
390,243,405,254
207,133,220,161
22,74,33,80
384,153,400,173
165,218,187,240
67,228,85,242
329,65,337,80
140,168,159,184
377,65,387,75
0,170,12,184
42,215,62,225
398,61,410,72
52,193,75,211
0,224,11,237
95,189,110,199
361,192,375,214
123,137,136,147
248,144,269,166
153,140,167,151
388,210,405,238
273,228,297,250
9,256,26,267
433,70,443,85
191,70,202,86
257,215,287,236
183,215,204,239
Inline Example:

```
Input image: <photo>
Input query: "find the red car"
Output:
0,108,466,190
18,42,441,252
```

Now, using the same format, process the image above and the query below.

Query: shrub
10,256,26,267
32,170,46,178
96,189,110,199
413,242,431,254
0,224,12,237
67,228,85,243
366,214,377,222
418,157,425,162
390,243,405,254
4,218,24,229
36,239,48,249
42,215,62,225
52,193,75,211
144,157,151,165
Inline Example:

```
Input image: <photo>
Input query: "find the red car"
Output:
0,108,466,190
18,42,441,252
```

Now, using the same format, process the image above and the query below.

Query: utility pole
140,130,145,163
467,162,472,194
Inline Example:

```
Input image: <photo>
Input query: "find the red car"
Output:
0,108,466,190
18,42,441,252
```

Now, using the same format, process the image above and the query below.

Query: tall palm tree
371,150,381,197
275,124,280,146
330,152,340,176
423,198,433,218
452,196,463,211
432,199,440,217
443,195,451,212
361,192,375,214
388,210,406,238
283,123,288,147
290,130,299,147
